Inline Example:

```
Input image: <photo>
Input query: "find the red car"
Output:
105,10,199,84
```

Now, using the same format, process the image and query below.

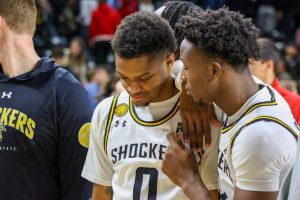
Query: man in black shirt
0,1,92,199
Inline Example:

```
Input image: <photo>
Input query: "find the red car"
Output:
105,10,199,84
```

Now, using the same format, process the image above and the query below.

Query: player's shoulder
54,67,81,86
234,118,298,157
242,120,297,138
34,57,86,95
230,121,297,170
93,91,129,118
253,76,290,109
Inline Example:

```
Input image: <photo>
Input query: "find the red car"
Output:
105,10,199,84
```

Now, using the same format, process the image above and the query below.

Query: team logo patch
115,103,128,117
78,123,90,148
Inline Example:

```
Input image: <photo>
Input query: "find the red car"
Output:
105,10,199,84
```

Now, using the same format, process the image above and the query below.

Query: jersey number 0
133,167,158,200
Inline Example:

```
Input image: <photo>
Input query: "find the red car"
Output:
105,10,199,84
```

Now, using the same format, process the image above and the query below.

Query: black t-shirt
0,57,92,199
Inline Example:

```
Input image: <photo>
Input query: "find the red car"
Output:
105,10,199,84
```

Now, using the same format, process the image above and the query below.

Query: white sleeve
81,99,114,186
199,122,221,190
231,121,297,192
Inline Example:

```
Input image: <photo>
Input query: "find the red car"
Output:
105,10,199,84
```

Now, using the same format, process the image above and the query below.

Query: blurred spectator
249,38,300,124
57,0,79,38
103,73,125,97
78,0,98,47
67,37,87,83
256,5,277,37
284,43,300,82
139,0,155,12
84,67,112,110
296,28,300,54
89,0,121,65
49,0,68,28
35,0,58,55
51,46,80,81
118,0,138,18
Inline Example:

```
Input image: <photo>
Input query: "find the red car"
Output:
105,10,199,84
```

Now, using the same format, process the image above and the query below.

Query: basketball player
0,0,92,199
158,1,219,152
82,12,220,200
162,8,299,200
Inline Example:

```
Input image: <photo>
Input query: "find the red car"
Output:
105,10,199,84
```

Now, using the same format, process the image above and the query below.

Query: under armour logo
115,120,127,127
1,92,12,99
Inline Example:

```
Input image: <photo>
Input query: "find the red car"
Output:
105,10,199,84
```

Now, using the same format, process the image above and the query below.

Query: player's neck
152,76,179,103
215,74,260,117
0,32,40,78
265,73,275,85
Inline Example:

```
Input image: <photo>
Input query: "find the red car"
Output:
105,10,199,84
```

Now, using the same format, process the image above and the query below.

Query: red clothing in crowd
118,0,138,19
89,3,121,44
272,78,300,125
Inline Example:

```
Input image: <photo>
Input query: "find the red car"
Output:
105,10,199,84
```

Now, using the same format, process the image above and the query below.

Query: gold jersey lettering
16,112,27,134
0,108,12,125
0,107,36,139
25,118,35,139
8,109,19,128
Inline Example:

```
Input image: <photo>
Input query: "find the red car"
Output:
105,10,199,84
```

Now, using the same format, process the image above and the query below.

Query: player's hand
180,82,211,151
162,133,200,187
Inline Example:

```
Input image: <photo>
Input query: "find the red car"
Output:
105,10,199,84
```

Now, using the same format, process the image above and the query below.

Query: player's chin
132,99,150,107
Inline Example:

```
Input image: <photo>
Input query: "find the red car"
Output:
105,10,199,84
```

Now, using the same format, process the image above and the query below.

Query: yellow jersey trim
222,86,277,134
103,93,120,155
229,116,298,154
129,97,180,127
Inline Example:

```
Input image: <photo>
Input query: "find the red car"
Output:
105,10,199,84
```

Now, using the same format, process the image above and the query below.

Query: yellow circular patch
115,103,128,117
78,123,91,148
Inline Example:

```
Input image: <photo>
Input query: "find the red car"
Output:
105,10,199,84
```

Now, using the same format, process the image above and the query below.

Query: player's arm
56,73,93,199
82,96,116,198
233,188,277,200
92,184,113,200
209,190,218,200
162,133,214,200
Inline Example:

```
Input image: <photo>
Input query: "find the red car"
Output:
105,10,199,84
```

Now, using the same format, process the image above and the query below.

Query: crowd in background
34,0,300,110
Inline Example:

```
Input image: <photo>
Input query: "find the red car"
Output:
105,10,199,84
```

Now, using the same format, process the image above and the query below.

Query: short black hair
161,1,202,52
111,11,177,59
257,38,281,73
181,7,260,70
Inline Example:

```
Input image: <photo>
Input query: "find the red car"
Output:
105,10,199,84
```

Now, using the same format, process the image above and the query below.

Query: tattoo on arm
105,187,113,200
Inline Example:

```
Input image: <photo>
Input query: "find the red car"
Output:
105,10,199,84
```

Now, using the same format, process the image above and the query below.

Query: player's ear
165,53,175,73
0,16,7,33
208,61,222,80
165,53,175,72
265,59,275,72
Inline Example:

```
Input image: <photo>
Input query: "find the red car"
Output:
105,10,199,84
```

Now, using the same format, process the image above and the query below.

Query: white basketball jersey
82,91,220,200
218,85,299,200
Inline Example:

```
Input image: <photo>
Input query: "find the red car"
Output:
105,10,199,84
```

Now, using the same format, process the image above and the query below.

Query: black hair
111,11,176,59
257,38,281,73
161,1,202,53
181,7,260,71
